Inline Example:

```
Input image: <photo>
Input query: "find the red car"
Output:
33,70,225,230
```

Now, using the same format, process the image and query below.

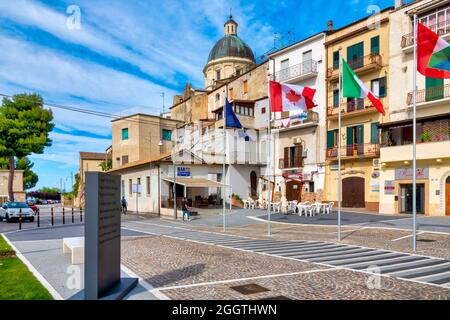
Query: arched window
215,93,220,102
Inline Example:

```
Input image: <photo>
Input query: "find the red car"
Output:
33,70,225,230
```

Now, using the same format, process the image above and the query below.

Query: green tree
72,173,80,197
0,156,39,190
99,159,112,171
0,94,54,201
39,187,60,194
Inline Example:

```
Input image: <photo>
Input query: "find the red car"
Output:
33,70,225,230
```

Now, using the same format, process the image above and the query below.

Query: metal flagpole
223,88,227,232
267,59,275,237
412,14,418,252
338,50,342,241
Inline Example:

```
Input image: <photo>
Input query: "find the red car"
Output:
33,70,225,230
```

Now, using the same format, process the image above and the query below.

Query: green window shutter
379,77,387,97
425,77,444,101
162,129,172,141
356,125,364,144
347,42,364,68
327,130,335,148
346,127,353,145
371,36,380,55
122,128,129,140
333,89,340,107
371,122,380,144
333,51,339,69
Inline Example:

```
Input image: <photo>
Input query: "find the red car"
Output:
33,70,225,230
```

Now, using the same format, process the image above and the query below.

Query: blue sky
0,0,403,191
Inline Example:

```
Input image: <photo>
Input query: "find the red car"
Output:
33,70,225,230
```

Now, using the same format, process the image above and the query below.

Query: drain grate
418,239,436,243
230,284,270,295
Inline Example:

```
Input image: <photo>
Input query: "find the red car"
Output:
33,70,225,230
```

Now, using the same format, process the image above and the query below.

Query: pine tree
0,94,54,201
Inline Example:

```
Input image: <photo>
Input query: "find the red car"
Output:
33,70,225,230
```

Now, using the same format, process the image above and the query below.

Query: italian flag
418,23,450,79
269,81,316,113
342,59,385,115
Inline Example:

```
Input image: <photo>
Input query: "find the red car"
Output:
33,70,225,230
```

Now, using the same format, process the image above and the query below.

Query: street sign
177,166,191,177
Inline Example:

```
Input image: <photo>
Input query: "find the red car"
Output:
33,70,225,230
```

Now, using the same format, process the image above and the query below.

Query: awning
163,177,226,188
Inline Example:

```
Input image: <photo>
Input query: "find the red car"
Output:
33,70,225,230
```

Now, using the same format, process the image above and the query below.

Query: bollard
71,207,74,223
19,209,22,230
37,209,40,228
80,207,83,222
62,207,65,224
51,207,54,226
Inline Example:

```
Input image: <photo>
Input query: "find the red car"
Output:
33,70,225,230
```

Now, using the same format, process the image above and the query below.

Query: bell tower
224,15,238,36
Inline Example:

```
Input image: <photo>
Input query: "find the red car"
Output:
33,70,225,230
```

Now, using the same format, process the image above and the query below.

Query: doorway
400,184,425,214
250,171,257,197
286,180,302,202
342,177,365,208
446,176,450,216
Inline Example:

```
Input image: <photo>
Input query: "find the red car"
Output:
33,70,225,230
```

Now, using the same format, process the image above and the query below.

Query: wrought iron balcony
407,84,450,105
327,54,382,79
327,143,380,159
402,19,450,49
327,98,383,118
275,60,318,82
279,156,304,169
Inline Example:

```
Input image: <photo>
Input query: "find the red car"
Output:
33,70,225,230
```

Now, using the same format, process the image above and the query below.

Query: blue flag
225,98,242,129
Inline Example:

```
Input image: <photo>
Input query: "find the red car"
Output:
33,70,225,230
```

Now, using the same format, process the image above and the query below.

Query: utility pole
161,92,165,116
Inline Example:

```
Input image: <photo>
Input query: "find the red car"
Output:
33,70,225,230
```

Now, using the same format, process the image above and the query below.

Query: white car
0,202,35,223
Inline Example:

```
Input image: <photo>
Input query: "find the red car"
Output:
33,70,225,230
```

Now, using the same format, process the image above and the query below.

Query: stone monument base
71,278,138,300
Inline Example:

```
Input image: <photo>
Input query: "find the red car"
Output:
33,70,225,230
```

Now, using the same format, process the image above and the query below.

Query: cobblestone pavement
121,236,450,300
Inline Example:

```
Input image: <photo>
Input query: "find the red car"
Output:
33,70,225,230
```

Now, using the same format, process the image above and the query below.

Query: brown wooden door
286,180,302,202
250,171,257,197
342,177,365,208
446,178,450,216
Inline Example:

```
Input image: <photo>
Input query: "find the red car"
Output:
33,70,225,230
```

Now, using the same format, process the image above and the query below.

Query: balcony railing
327,143,380,159
327,98,382,117
407,84,450,105
275,60,318,82
402,19,450,48
327,54,382,78
273,111,319,130
279,156,304,169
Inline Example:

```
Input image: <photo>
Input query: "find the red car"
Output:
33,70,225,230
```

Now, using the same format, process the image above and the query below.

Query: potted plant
230,194,244,208
421,132,432,143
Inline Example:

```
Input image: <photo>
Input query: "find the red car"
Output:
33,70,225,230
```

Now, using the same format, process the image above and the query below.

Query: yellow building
74,152,108,207
0,170,25,203
379,0,450,217
111,114,182,169
324,8,392,211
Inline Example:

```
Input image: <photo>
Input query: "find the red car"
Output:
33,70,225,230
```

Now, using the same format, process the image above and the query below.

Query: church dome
207,34,256,64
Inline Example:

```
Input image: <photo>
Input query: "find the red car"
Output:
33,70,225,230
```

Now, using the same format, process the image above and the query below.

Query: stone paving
121,235,450,300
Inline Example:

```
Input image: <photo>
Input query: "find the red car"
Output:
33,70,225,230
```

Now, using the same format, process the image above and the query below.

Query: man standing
121,196,127,214
181,197,191,222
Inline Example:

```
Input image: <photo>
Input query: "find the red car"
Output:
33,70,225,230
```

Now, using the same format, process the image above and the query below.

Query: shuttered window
371,122,380,144
162,129,172,141
327,130,337,148
371,36,380,55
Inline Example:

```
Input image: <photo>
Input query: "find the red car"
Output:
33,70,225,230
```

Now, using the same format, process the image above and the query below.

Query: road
0,204,83,233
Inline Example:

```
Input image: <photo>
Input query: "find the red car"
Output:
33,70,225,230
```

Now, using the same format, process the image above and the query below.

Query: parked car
0,202,35,223
29,204,39,213
47,199,54,205
26,197,36,205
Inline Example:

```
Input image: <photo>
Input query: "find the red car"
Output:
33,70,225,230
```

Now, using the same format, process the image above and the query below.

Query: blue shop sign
177,167,191,177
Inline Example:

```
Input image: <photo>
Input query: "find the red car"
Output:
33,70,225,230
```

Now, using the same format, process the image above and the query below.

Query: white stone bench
63,237,85,265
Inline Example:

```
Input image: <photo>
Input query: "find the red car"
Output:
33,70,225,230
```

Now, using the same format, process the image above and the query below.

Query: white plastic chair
305,204,317,217
249,199,256,210
297,203,306,216
325,202,334,215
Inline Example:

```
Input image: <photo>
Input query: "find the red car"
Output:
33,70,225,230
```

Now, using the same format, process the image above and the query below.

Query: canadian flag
269,80,316,112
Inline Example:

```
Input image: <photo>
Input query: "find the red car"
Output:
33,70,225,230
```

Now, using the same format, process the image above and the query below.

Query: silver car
0,202,35,223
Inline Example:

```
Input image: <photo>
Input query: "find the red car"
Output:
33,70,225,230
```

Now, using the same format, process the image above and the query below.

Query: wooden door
342,177,365,208
250,171,257,197
286,180,302,202
446,177,450,216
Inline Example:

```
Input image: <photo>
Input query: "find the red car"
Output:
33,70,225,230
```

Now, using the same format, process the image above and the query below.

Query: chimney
327,20,333,31
395,0,404,8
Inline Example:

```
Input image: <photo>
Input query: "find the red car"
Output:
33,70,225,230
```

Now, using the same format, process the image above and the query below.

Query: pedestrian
121,196,127,214
181,197,191,222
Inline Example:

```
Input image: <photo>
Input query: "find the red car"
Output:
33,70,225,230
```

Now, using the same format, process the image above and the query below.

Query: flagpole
223,87,227,232
412,13,418,252
267,59,274,237
338,50,342,242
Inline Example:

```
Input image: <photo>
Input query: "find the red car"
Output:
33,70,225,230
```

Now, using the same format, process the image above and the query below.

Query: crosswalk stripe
254,244,345,255
238,242,331,251
380,259,448,274
311,250,392,263
388,263,450,278
344,255,427,269
229,241,320,249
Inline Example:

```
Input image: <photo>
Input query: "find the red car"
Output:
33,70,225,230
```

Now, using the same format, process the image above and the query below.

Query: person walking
181,197,191,222
121,196,127,214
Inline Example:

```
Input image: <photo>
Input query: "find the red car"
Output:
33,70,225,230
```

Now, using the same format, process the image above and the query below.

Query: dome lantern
224,15,238,35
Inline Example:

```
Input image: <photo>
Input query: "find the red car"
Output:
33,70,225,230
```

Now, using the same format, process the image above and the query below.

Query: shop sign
384,180,395,195
371,181,380,193
395,168,428,180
